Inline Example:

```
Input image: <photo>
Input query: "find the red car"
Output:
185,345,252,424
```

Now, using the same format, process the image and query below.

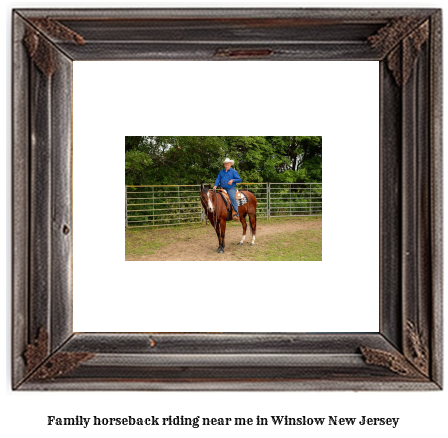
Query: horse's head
200,186,216,213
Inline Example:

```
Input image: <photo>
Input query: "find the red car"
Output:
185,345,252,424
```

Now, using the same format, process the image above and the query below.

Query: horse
200,185,257,254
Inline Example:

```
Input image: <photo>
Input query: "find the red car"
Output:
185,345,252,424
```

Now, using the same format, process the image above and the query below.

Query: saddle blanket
221,189,248,207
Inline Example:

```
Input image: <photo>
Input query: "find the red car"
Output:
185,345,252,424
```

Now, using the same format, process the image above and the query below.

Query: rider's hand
229,180,233,185
213,186,217,191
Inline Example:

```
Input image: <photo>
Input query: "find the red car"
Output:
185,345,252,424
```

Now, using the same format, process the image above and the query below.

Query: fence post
125,186,128,227
290,183,292,217
267,182,270,220
178,186,181,224
152,187,155,226
309,183,312,215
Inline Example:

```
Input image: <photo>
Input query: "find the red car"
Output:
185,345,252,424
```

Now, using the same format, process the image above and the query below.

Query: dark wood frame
12,8,442,390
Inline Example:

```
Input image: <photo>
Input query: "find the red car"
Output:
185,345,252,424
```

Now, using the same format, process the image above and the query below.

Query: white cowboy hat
223,158,234,165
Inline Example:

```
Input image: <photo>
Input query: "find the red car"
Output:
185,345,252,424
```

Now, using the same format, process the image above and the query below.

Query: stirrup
232,214,239,221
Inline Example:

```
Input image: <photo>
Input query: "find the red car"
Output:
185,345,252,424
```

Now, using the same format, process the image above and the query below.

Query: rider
213,158,242,221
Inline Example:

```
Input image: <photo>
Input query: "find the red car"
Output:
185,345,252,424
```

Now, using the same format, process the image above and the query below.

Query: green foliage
124,136,322,185
125,150,153,185
125,136,147,152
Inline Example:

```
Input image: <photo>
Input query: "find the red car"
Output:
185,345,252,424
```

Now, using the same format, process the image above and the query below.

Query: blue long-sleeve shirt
214,168,242,189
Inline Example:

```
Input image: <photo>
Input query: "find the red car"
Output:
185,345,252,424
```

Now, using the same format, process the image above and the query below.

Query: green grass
252,228,322,261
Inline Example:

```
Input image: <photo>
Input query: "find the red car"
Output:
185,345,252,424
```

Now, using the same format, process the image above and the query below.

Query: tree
124,135,322,185
125,136,146,152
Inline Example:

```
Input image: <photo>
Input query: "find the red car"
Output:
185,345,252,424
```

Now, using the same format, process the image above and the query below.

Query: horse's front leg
214,221,223,253
238,214,247,245
218,218,226,253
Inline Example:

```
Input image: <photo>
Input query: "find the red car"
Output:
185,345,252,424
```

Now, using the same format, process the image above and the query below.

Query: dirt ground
125,218,322,261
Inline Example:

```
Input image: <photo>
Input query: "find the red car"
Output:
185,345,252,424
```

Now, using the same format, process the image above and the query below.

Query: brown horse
200,186,257,253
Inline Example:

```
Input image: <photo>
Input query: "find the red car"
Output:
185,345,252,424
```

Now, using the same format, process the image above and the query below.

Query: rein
213,190,219,233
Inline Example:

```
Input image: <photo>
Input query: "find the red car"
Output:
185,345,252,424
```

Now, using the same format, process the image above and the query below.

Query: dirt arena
125,217,322,261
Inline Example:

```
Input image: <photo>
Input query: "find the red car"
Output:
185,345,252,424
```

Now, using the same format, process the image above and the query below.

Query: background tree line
125,136,322,186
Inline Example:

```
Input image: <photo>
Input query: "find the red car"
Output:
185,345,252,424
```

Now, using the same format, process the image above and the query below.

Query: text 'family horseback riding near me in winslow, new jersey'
47,415,400,429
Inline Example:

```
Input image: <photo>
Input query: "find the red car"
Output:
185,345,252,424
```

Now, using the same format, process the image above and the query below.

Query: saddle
218,189,248,219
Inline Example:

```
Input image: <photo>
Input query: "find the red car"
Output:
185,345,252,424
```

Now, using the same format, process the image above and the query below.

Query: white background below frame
72,60,379,332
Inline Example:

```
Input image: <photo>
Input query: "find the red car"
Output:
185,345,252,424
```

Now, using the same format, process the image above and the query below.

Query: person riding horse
201,162,257,252
213,158,242,221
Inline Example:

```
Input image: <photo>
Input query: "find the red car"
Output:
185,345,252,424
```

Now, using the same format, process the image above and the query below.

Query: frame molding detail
12,8,442,390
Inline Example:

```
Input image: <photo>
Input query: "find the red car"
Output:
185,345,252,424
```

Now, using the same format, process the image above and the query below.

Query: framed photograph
12,8,442,390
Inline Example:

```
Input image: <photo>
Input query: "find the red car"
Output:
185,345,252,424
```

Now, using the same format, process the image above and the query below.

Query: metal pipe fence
126,185,202,228
269,183,323,218
126,183,322,228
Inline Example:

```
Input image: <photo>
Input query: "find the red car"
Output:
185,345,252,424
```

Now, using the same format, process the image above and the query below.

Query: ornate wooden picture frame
12,8,442,390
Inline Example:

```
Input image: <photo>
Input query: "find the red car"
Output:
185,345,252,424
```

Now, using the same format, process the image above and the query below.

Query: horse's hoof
250,243,255,246
238,242,243,246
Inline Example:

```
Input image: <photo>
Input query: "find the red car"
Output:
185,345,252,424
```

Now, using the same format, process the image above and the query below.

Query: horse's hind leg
249,213,257,246
239,214,248,245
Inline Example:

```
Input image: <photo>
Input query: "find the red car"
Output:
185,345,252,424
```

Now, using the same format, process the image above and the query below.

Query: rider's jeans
226,186,239,216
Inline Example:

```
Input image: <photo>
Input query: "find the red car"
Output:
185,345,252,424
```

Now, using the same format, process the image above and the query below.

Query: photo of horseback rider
213,158,242,221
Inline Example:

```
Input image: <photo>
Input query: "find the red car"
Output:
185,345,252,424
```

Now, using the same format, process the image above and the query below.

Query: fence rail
126,183,322,228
